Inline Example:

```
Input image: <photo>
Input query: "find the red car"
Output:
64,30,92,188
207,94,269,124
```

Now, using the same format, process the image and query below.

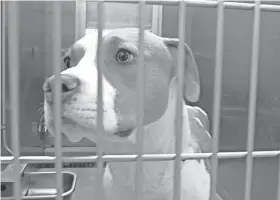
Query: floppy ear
163,38,200,102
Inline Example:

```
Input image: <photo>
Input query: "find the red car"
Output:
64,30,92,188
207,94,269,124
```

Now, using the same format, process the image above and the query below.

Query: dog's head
43,28,200,143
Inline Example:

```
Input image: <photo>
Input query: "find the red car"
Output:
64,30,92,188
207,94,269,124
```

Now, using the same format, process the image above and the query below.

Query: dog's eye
116,50,133,64
63,56,71,68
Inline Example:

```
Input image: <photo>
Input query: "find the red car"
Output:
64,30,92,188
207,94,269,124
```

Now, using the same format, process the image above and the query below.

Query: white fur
101,78,210,200
44,31,118,142
44,29,212,200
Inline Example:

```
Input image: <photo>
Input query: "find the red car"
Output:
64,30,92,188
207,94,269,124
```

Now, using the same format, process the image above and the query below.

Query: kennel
1,0,280,200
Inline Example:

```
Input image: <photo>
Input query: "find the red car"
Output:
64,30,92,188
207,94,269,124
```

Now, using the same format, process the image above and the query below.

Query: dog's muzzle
43,74,80,103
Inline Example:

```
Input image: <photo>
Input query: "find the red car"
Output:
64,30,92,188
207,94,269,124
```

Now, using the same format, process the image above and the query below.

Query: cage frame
1,1,280,200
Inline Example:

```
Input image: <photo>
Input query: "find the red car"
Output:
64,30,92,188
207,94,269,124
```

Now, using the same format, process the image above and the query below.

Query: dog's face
43,28,200,143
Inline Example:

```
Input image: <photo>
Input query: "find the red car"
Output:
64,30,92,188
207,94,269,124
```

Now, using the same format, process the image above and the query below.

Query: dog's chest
103,159,210,200
103,162,174,200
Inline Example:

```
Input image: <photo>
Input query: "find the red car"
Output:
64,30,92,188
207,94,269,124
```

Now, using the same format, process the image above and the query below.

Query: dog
43,28,228,200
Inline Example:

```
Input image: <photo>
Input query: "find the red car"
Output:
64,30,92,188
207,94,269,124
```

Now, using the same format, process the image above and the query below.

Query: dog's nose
43,74,80,103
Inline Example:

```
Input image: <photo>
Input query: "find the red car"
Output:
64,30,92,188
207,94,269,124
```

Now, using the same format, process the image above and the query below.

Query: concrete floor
37,157,279,200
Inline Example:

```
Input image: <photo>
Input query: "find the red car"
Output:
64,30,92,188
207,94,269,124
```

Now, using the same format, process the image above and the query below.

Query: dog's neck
103,79,194,196
104,78,192,154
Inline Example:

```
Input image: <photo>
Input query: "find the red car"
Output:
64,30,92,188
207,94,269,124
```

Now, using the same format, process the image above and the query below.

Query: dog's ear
163,38,200,102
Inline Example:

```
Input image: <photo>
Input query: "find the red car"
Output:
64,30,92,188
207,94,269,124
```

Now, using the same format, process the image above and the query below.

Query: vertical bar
0,0,3,148
0,1,1,133
210,1,224,200
75,0,86,41
278,156,280,200
2,0,14,157
96,2,105,200
7,1,21,200
244,1,261,200
52,2,63,200
185,7,192,46
173,2,185,200
0,2,13,157
44,2,52,77
152,5,162,36
135,1,145,200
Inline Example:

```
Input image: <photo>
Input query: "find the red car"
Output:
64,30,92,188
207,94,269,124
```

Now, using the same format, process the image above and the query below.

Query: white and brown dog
43,28,228,200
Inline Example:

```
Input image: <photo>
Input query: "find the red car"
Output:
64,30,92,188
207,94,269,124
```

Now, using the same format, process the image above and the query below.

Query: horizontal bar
2,151,280,164
2,194,67,200
85,0,280,12
2,195,57,200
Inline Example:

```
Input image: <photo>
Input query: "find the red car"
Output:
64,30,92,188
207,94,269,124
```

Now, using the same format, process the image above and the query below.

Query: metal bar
86,0,217,7
173,2,185,200
210,1,224,200
44,2,57,79
75,0,86,40
2,194,72,200
185,6,193,46
0,1,2,168
7,2,21,200
1,2,13,156
244,1,261,200
278,156,280,200
96,2,106,200
2,195,59,200
52,2,63,200
152,5,163,36
135,1,145,200
85,0,280,11
224,1,280,12
260,4,280,12
44,2,51,80
2,125,14,156
0,0,2,142
3,150,280,164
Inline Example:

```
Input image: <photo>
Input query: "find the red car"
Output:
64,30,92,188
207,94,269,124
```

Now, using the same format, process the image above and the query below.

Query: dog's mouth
44,105,135,142
114,129,133,138
46,116,134,142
